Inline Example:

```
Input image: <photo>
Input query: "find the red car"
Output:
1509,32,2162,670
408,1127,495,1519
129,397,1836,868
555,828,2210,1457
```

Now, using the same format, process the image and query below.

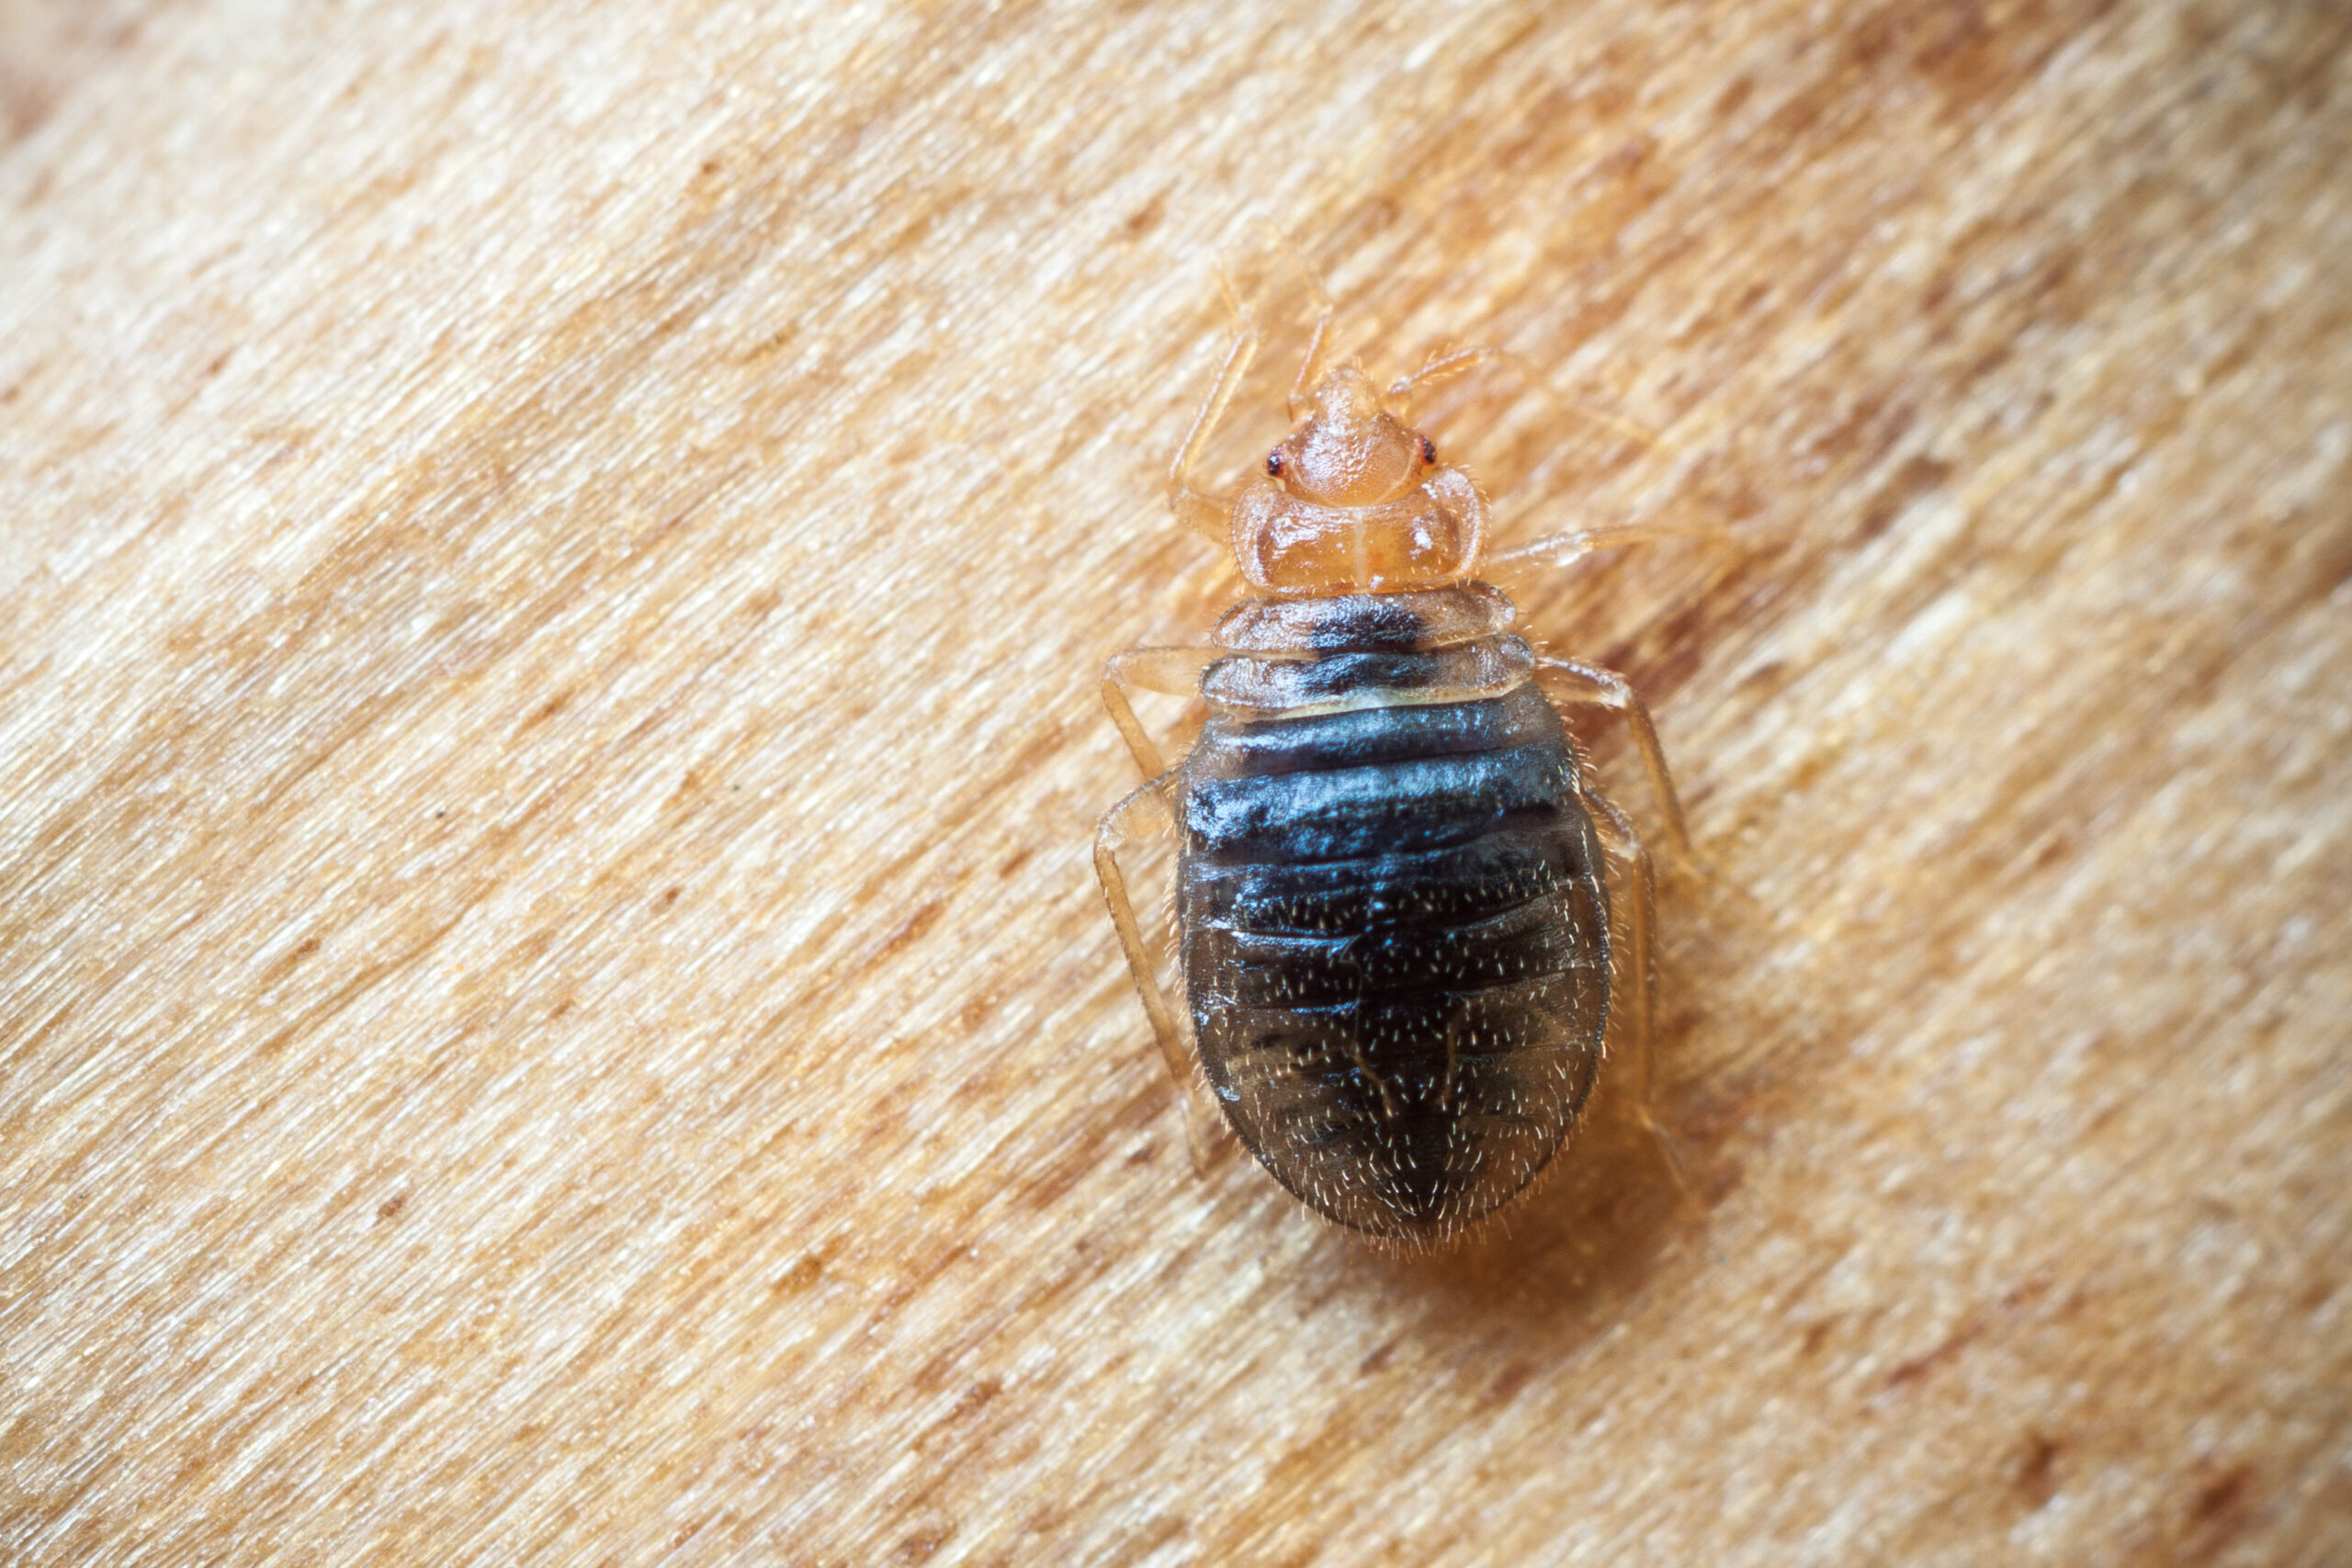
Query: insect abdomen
1177,656,1611,1242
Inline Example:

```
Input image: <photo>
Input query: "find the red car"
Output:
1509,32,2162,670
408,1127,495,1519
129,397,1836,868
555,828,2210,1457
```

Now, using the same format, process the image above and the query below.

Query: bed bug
1093,278,1701,1246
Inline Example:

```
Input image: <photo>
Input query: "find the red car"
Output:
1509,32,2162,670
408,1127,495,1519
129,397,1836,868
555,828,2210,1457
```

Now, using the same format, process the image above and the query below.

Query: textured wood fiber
2,2,2347,1564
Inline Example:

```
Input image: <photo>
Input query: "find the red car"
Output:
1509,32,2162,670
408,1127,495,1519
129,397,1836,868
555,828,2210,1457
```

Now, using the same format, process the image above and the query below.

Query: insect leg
1101,644,1213,780
1279,272,1335,420
1578,781,1697,1209
1102,645,1218,778
1535,656,1692,861
1093,776,1233,1172
1387,343,1659,448
1167,296,1259,543
1488,517,1772,572
1094,777,1184,1084
1223,220,1336,420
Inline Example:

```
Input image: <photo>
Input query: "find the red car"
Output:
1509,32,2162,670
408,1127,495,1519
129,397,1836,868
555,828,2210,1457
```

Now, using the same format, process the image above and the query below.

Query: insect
1093,276,1700,1246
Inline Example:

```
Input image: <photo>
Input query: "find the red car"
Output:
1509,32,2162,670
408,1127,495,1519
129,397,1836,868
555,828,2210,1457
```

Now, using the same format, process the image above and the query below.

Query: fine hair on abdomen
1176,588,1611,1241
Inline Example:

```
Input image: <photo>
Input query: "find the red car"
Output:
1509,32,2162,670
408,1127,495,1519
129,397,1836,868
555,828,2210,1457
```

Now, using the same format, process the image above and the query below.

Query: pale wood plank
3,2,2346,1563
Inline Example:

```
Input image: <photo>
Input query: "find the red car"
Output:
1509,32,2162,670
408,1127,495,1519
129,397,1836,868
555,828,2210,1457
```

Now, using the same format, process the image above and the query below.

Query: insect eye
1266,449,1285,476
1420,436,1438,465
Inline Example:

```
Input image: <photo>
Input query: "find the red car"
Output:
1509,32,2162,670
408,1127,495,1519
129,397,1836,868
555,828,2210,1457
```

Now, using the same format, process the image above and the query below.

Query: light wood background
3,2,2347,1563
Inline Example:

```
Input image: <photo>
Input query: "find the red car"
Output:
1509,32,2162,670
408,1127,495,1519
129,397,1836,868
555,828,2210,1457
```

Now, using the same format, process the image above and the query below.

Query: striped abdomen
1177,587,1611,1242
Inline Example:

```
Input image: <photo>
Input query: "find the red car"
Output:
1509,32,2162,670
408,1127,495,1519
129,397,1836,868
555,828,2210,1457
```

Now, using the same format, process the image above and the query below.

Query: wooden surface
3,2,2347,1563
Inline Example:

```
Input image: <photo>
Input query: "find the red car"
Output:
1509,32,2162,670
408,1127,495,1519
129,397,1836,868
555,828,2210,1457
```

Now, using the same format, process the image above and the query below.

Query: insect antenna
1387,344,1660,450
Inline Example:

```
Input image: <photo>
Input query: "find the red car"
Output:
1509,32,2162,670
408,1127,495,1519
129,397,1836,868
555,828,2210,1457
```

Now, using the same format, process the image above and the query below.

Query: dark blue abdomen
1177,672,1611,1241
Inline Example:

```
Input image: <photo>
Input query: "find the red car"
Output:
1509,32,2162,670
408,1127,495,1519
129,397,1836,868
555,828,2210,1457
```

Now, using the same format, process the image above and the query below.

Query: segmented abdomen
1178,666,1611,1242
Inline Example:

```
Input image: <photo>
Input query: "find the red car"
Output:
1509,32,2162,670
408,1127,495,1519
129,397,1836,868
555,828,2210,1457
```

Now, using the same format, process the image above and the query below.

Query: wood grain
3,1,2346,1563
